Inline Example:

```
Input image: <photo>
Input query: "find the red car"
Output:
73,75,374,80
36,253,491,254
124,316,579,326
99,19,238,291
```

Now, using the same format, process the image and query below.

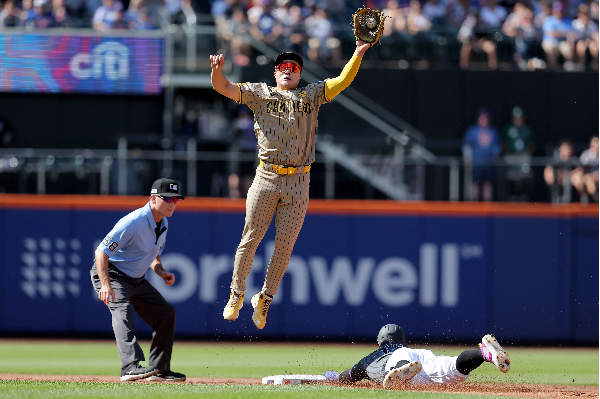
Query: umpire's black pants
91,263,175,371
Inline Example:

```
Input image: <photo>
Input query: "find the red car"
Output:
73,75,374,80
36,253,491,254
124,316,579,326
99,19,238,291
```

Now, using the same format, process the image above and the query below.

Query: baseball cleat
120,362,158,382
223,290,244,321
251,292,273,329
382,360,422,389
480,334,510,373
146,370,186,382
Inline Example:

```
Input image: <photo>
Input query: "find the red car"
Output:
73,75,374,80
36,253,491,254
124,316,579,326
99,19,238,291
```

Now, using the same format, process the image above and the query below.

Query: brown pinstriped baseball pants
230,166,310,297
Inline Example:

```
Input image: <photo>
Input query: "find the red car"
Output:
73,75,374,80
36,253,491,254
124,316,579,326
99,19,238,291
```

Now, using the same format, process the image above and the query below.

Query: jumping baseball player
210,40,372,329
325,324,511,388
90,178,186,382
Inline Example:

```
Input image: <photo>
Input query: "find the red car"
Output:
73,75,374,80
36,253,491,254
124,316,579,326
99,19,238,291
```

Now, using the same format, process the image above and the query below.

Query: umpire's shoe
382,360,422,389
146,370,186,382
251,292,273,329
120,361,158,382
480,334,510,373
223,290,244,321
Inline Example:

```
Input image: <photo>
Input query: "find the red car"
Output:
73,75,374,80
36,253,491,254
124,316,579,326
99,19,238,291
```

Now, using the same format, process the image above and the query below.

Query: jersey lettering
265,100,311,115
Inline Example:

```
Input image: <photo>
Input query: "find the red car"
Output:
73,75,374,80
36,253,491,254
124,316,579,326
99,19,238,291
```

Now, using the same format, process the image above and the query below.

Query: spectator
320,0,346,22
405,0,434,61
501,106,535,201
211,0,234,43
271,0,290,25
217,7,252,67
281,5,308,55
63,0,85,26
503,0,544,70
248,0,284,47
19,0,34,25
422,0,447,25
571,135,599,202
305,7,341,62
246,0,266,23
169,0,194,25
110,7,129,28
446,0,471,28
126,0,143,27
366,0,390,9
387,0,410,33
211,0,234,22
541,1,575,70
543,138,578,202
534,0,552,28
479,0,508,28
591,0,599,25
458,7,499,69
51,0,73,27
163,0,183,18
462,107,502,201
406,0,432,34
571,4,599,70
382,0,404,38
92,0,123,31
24,0,55,28
533,0,551,40
132,7,156,29
0,0,21,27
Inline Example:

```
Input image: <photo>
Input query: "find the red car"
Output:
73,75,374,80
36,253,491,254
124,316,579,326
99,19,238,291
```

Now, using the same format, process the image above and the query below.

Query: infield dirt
0,373,597,398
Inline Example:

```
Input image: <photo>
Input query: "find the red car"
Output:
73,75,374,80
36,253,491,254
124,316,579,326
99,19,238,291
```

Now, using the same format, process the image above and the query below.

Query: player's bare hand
210,54,225,71
98,286,115,305
354,40,371,56
162,272,175,286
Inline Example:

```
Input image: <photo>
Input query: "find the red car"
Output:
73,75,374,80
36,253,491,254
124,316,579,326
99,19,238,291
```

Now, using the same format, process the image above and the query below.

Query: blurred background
0,0,598,202
0,0,597,346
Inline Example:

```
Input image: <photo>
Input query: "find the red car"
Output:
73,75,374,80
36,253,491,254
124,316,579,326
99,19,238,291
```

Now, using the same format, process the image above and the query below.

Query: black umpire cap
275,52,303,69
151,178,185,199
377,324,406,347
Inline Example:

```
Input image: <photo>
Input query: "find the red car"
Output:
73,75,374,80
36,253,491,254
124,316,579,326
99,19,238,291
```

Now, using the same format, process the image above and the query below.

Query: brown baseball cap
150,178,185,199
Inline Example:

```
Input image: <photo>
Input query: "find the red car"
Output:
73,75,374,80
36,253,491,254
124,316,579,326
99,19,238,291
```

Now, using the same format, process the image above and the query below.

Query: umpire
91,178,186,382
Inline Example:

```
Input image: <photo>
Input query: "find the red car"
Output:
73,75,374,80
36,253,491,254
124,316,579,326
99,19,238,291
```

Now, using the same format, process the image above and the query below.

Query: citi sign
148,242,477,308
69,42,130,80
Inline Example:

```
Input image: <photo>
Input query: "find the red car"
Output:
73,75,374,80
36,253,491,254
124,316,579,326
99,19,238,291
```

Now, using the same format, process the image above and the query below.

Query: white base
262,374,327,385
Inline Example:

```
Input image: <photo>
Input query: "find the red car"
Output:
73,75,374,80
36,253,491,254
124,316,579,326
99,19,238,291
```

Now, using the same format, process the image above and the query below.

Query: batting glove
325,371,339,381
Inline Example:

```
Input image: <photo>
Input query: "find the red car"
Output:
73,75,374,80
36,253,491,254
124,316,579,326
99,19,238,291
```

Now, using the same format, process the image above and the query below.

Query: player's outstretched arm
210,54,241,102
324,40,370,101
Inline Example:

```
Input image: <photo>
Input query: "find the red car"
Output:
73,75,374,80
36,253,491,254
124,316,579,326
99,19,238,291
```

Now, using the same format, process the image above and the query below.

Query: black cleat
120,362,158,382
146,371,187,382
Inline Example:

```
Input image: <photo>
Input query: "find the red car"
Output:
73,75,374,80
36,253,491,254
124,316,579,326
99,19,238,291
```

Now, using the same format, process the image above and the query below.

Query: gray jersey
238,80,328,167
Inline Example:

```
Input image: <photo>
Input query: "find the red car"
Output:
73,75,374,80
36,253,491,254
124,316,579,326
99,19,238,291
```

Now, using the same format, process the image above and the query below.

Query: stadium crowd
210,0,599,70
0,0,597,70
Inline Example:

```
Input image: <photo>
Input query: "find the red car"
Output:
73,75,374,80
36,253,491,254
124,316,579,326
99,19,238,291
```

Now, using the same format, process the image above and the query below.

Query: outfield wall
0,195,597,344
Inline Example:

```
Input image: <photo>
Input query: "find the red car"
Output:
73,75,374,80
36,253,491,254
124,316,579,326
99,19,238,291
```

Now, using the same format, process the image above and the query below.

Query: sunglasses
157,195,181,204
275,62,301,73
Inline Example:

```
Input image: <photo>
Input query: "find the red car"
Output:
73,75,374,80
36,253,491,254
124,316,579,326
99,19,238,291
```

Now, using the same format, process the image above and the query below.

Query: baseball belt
259,160,311,175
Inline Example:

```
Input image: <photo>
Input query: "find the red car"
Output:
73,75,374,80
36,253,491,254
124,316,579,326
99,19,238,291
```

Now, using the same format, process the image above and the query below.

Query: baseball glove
351,7,388,45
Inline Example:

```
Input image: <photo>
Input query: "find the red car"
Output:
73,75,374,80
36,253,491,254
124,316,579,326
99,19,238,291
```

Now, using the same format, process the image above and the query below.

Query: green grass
0,381,534,399
0,340,596,399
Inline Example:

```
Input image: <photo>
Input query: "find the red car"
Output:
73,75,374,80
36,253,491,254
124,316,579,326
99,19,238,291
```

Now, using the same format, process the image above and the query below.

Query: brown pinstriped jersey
237,80,328,167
